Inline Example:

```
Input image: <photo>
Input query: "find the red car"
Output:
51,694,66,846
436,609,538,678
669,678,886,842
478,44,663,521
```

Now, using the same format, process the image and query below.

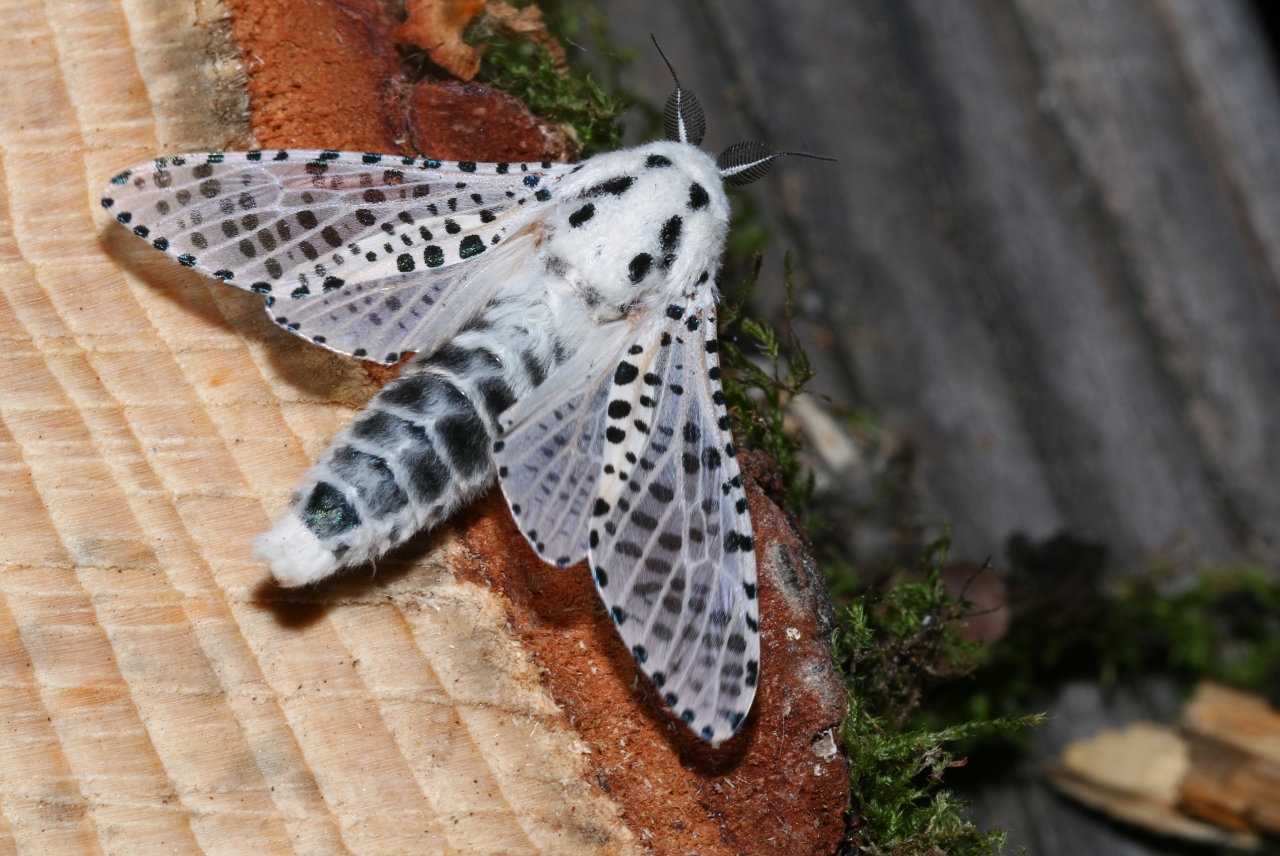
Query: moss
474,37,626,157
939,541,1280,728
718,252,815,518
467,2,627,157
1104,562,1280,693
831,536,1042,855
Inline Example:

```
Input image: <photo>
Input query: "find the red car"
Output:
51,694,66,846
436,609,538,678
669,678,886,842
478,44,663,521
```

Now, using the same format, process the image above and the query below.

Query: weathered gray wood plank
591,0,1280,851
900,0,1241,563
1012,0,1280,563
1159,0,1280,294
594,0,1280,569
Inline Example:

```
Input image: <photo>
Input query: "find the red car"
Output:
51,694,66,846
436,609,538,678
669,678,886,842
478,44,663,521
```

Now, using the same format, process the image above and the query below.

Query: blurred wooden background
591,0,1280,853
600,0,1280,571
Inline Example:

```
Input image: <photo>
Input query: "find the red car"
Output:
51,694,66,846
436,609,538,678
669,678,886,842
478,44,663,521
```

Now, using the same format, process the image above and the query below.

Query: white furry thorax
540,141,730,322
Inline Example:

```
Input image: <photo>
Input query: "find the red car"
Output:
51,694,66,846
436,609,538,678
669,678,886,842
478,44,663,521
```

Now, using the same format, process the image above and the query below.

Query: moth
101,41,828,746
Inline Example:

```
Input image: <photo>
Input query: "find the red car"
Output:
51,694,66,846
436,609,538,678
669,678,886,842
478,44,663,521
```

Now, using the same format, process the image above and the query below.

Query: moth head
652,35,834,186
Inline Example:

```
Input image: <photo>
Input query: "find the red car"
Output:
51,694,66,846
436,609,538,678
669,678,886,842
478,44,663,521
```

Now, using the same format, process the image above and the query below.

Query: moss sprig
718,251,816,518
832,536,1042,855
456,1,627,157
475,36,626,157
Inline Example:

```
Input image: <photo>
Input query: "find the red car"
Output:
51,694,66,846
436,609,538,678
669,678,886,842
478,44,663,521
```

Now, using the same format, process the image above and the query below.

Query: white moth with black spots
101,39,830,747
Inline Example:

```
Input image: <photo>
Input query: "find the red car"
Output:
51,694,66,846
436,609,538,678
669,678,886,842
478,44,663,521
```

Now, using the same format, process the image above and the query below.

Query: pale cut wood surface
0,1,642,853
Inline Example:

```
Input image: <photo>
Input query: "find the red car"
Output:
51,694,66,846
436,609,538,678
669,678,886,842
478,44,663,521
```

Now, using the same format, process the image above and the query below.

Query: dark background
1254,0,1280,56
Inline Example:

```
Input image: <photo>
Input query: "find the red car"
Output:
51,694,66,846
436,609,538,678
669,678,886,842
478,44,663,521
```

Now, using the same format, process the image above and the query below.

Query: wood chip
1180,682,1280,835
1047,682,1280,845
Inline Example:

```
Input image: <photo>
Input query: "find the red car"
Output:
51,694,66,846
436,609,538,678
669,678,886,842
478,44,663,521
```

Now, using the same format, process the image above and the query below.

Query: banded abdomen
257,284,573,585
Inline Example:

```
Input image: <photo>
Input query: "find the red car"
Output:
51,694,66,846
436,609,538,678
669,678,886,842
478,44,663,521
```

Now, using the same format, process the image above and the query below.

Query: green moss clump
1104,563,1280,693
944,539,1280,726
475,37,626,157
453,1,626,157
832,537,1042,855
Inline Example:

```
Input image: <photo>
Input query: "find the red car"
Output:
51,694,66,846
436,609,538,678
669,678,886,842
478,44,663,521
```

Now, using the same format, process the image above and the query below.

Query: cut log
0,0,849,853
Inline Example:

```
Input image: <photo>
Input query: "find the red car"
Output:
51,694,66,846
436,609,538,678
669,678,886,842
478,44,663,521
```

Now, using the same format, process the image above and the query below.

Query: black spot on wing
614,361,639,384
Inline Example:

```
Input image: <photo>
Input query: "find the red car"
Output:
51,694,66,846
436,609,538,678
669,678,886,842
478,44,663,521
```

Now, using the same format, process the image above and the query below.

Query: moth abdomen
258,288,575,585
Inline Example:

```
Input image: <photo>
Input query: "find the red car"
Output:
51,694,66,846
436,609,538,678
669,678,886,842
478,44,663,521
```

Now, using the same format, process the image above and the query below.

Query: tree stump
0,0,849,853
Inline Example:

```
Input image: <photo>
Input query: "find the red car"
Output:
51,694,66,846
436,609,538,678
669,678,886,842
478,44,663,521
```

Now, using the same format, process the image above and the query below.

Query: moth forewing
101,151,572,363
491,319,637,568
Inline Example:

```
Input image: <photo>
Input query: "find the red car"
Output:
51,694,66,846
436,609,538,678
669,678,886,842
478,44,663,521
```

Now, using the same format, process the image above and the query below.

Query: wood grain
0,1,639,852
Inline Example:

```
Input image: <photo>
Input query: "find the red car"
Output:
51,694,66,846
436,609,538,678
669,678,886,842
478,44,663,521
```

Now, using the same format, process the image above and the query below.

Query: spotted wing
253,229,543,365
102,150,572,361
492,321,635,567
588,304,759,747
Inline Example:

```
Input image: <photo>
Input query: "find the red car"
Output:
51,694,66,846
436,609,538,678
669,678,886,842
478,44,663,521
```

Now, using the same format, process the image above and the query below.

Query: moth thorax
548,148,729,309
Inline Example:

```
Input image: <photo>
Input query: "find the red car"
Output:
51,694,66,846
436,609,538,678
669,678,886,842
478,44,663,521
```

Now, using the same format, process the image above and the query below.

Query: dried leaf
396,0,488,80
